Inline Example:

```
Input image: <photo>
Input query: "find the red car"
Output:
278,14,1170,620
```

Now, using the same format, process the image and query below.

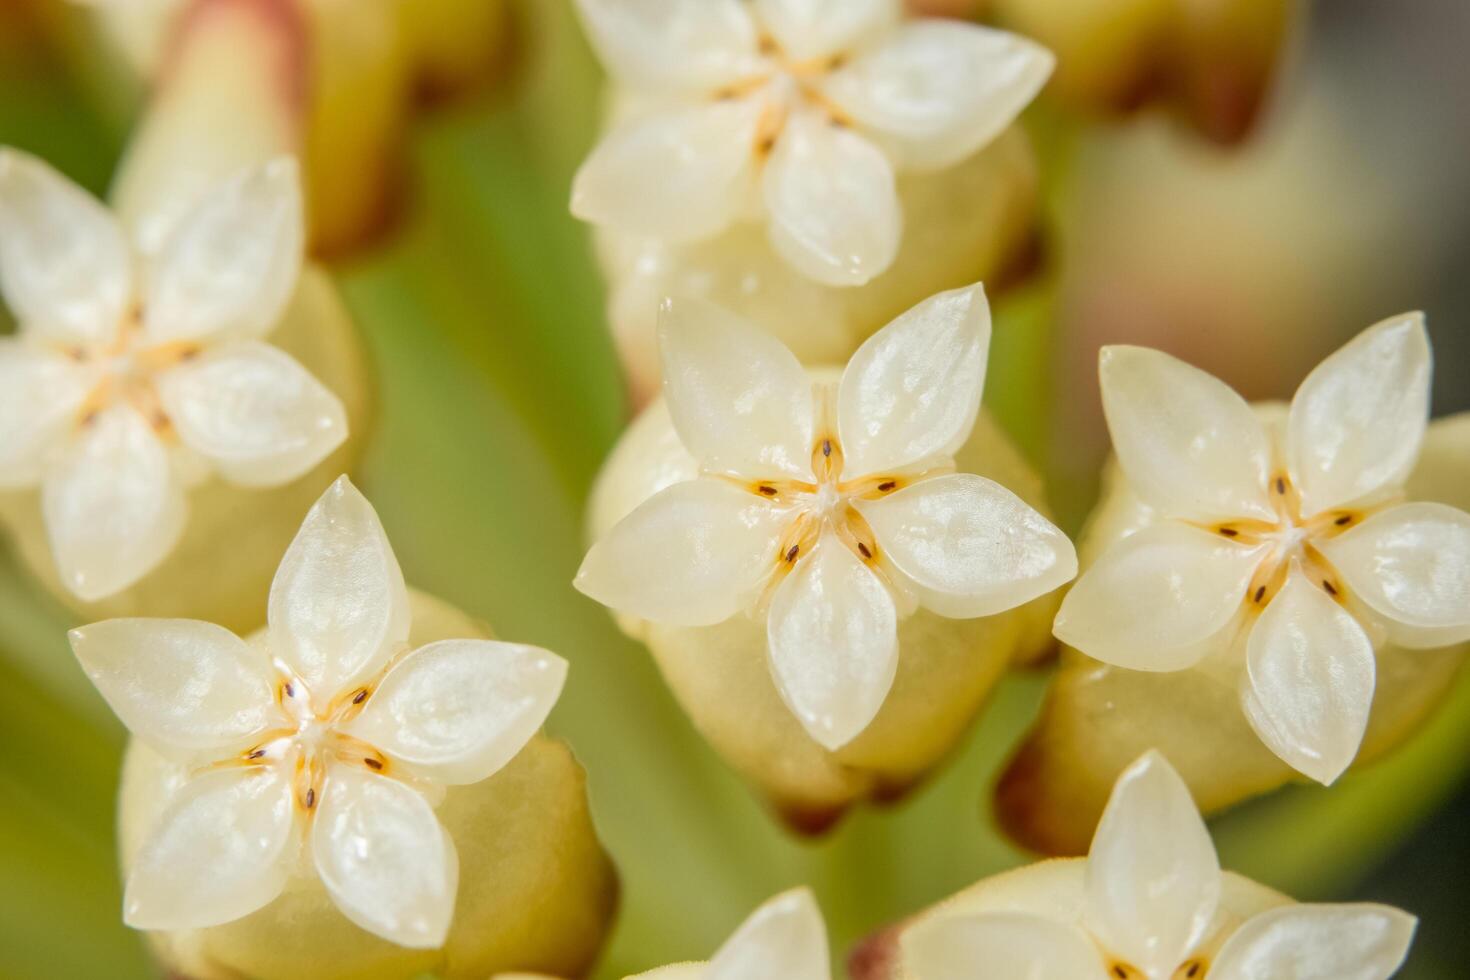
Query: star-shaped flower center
64,305,202,437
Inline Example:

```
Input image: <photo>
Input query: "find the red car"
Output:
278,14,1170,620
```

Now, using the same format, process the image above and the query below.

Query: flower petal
0,148,132,346
1287,313,1431,516
155,340,347,487
1053,522,1261,671
902,912,1103,980
1241,569,1376,785
1098,345,1275,523
571,99,762,243
577,478,788,626
41,405,186,600
313,767,458,949
124,767,295,931
858,473,1075,618
1085,750,1220,978
822,22,1053,171
1210,904,1417,980
573,0,760,91
346,640,567,785
0,340,93,487
658,295,814,479
69,618,278,758
142,157,304,346
837,283,989,476
1319,502,1470,648
762,109,900,287
708,887,829,980
268,476,410,698
766,531,898,750
753,0,897,61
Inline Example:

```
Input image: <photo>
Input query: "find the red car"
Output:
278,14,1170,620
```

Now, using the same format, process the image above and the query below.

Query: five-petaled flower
0,149,347,600
902,751,1417,980
627,887,830,980
576,284,1076,750
570,0,1053,287
1053,315,1470,784
70,476,568,948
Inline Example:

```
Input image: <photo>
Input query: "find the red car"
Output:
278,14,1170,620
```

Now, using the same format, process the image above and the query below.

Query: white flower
0,149,347,600
576,284,1076,750
69,476,568,948
570,0,1053,287
903,751,1417,980
626,887,830,980
1053,315,1470,784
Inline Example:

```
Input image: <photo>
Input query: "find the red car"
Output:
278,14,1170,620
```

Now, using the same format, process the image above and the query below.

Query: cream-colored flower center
67,304,200,436
1105,955,1211,980
712,35,855,156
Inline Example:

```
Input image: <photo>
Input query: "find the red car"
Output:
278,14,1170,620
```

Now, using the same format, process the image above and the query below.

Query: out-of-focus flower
0,150,345,602
626,887,829,980
872,752,1416,980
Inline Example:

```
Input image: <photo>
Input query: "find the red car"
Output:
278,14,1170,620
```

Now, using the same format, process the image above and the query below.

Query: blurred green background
1,0,1467,977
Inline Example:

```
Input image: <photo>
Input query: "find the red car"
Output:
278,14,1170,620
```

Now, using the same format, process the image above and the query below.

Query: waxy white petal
125,767,295,931
858,473,1075,618
0,148,132,346
576,479,788,626
1098,345,1275,523
269,476,410,698
707,887,829,980
346,640,567,785
762,110,900,287
658,296,814,479
42,405,186,600
1287,314,1431,516
1053,522,1261,671
903,912,1103,980
822,22,1053,171
155,340,347,487
573,0,760,91
767,532,898,750
0,340,93,487
312,767,458,949
753,0,897,62
142,157,303,346
837,283,989,476
70,618,278,758
1210,904,1417,980
1085,751,1220,977
571,99,762,243
1320,502,1470,648
1241,570,1375,785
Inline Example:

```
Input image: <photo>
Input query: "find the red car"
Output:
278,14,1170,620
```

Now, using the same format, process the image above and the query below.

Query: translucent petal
312,767,458,949
822,22,1053,171
708,887,829,980
41,405,186,600
1241,570,1376,785
1210,904,1417,980
69,618,278,758
572,100,762,243
1319,502,1470,648
142,157,304,345
837,283,989,476
269,476,410,698
766,531,898,750
902,912,1103,980
752,0,897,61
346,640,567,785
0,340,93,487
1085,751,1220,977
1287,314,1431,516
857,473,1075,618
1098,345,1275,522
658,295,814,479
1053,522,1261,671
155,340,347,486
0,148,132,346
576,479,788,626
124,767,295,931
762,110,900,287
573,0,760,91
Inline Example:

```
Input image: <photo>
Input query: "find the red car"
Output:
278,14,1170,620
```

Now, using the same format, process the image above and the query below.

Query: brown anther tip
1323,580,1339,596
822,439,832,457
284,683,295,698
1275,477,1287,495
877,480,896,492
80,410,99,427
1335,514,1352,526
1113,965,1130,979
785,544,801,562
352,689,367,704
364,758,383,771
1186,962,1202,978
1254,585,1267,603
247,749,266,760
758,485,778,496
857,542,872,559
304,788,316,809
1219,527,1238,537
757,136,777,155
